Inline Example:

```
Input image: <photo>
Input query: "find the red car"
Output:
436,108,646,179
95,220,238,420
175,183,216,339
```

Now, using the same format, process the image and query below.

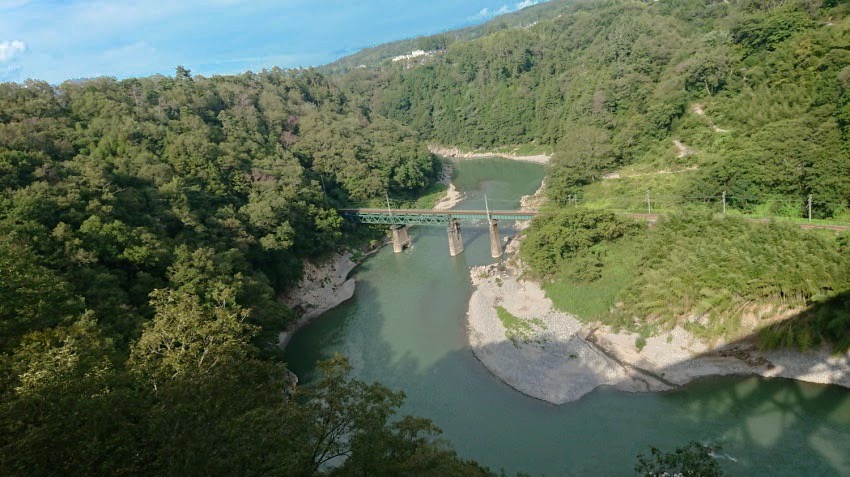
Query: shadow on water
639,291,850,475
283,158,850,476
285,236,850,477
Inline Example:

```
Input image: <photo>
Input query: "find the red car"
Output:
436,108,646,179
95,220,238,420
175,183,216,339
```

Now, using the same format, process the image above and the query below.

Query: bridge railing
339,208,538,225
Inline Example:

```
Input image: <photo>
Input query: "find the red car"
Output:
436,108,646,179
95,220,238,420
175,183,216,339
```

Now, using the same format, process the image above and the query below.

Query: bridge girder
340,209,536,226
348,213,449,225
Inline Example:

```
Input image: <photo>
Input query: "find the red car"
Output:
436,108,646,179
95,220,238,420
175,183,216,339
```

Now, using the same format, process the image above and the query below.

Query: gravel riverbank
468,266,661,404
277,251,360,348
429,145,551,164
466,262,850,405
433,162,463,211
279,160,461,349
471,177,850,403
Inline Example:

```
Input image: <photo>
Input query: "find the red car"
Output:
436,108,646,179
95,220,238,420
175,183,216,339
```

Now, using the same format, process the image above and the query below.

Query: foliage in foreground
0,288,491,476
635,442,725,477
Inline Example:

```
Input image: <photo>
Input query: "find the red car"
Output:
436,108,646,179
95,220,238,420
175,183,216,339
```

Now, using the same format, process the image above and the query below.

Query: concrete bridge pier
391,224,411,253
489,219,502,259
447,218,464,256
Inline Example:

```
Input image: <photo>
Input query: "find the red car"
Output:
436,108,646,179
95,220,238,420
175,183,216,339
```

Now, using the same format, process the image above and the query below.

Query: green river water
285,158,850,476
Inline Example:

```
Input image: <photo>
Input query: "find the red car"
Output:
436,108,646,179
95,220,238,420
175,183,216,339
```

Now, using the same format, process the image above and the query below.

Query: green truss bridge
338,208,537,258
338,208,537,225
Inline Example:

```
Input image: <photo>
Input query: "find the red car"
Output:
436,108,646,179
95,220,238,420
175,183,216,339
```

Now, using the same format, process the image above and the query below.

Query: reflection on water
285,158,850,476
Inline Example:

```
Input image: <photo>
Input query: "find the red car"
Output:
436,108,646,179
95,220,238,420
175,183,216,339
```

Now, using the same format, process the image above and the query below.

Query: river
285,158,850,476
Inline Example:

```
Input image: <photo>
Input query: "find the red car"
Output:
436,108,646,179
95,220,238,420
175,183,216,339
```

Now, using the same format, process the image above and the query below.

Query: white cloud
516,0,541,9
1,63,22,80
469,0,545,21
0,0,30,10
0,39,26,62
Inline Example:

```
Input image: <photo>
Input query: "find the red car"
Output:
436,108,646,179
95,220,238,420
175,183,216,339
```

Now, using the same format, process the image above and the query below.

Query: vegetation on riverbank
540,236,643,322
521,209,850,350
5,0,850,472
615,213,850,346
390,182,450,210
496,306,546,345
0,68,474,474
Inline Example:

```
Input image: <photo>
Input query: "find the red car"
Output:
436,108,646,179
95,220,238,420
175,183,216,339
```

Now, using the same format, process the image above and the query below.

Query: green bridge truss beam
341,211,536,225
349,213,450,225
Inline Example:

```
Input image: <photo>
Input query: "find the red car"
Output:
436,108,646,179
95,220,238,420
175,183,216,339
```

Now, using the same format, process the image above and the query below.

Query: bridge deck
340,208,537,225
339,209,850,231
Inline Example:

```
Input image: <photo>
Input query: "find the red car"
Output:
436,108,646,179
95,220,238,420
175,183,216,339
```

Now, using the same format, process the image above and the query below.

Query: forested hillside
3,0,850,473
335,0,850,346
339,0,850,219
1,68,438,346
0,69,495,474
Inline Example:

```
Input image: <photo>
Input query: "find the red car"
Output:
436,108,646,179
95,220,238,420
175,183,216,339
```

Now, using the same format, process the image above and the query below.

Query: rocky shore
429,144,551,164
279,160,460,349
277,251,361,348
467,261,850,405
433,161,463,211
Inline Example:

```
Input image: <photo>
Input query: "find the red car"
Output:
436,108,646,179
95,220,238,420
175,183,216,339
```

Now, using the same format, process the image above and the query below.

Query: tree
520,209,636,278
0,235,82,349
634,442,725,477
0,315,145,476
286,355,494,477
130,285,254,388
546,126,616,201
175,65,192,80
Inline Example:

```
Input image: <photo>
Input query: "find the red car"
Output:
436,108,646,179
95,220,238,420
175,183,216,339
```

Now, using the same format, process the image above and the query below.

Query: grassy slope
537,213,850,350
543,236,643,323
412,183,449,209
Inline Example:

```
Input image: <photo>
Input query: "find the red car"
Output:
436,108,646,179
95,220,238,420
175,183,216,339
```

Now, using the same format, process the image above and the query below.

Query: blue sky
0,0,546,83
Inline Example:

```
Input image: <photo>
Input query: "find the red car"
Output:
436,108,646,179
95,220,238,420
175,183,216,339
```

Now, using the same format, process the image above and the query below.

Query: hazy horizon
0,0,547,84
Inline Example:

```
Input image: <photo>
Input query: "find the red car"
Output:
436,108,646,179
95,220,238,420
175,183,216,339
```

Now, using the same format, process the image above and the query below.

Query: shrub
520,209,638,278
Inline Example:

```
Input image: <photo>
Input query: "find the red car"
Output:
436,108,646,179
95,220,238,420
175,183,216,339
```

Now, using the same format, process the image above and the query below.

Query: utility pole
485,194,491,221
808,194,813,223
722,190,726,215
646,190,652,215
386,192,393,218
573,195,578,207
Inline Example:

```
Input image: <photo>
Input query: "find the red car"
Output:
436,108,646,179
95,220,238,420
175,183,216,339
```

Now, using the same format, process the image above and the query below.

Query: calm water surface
285,158,850,476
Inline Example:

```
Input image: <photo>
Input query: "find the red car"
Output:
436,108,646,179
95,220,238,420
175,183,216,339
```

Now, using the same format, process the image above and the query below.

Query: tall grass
531,210,850,349
543,237,642,326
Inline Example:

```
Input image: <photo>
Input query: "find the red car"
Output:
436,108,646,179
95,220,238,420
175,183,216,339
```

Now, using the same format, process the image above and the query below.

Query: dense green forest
4,0,850,473
336,0,850,347
340,0,850,220
0,69,495,474
0,68,441,345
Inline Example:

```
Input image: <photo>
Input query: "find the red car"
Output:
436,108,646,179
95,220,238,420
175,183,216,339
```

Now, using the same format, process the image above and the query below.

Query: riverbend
285,157,850,476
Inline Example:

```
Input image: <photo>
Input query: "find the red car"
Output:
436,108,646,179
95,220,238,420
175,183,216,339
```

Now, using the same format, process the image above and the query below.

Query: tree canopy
339,0,850,218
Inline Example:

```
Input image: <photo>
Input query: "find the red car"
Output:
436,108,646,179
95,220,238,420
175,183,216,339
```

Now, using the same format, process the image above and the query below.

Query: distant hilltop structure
391,50,430,62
